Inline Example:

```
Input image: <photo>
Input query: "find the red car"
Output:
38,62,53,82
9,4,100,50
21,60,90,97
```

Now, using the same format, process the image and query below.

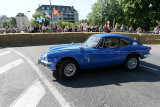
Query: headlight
44,53,48,61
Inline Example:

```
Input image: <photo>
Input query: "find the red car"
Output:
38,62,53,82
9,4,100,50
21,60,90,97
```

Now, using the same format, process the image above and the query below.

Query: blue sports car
38,34,151,79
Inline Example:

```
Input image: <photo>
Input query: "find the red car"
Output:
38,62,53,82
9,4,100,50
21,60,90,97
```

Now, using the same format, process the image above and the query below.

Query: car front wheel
58,60,79,80
123,55,139,71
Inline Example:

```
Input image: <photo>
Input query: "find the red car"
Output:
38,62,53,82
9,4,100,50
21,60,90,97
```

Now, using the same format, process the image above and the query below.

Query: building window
42,7,44,10
47,7,50,10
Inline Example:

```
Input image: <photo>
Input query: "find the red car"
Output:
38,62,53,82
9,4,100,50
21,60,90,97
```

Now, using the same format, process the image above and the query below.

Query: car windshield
84,35,101,48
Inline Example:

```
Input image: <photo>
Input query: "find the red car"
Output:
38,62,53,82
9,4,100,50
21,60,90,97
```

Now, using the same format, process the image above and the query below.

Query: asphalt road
0,44,160,107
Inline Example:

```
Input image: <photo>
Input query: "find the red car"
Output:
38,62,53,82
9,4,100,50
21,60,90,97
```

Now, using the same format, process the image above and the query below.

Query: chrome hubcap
127,58,137,69
64,63,76,77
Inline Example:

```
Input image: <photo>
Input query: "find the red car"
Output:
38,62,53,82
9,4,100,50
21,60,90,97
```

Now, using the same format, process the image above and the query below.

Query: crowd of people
0,22,160,34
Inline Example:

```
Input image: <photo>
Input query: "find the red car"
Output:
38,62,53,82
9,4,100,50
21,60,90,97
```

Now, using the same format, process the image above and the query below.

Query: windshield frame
84,35,101,48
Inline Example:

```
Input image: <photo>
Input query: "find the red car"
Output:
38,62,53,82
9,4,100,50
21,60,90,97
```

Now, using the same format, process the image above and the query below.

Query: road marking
0,51,11,57
8,48,71,107
0,58,24,75
140,64,159,71
10,80,46,107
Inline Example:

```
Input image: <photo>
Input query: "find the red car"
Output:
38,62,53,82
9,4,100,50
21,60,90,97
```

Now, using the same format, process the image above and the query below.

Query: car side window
98,37,120,49
97,38,105,49
120,38,130,48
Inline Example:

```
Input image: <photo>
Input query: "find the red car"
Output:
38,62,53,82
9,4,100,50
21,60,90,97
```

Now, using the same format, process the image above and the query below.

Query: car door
92,37,123,68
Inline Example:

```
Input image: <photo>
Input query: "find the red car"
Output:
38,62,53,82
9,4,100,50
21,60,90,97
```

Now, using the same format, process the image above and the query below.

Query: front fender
47,50,92,69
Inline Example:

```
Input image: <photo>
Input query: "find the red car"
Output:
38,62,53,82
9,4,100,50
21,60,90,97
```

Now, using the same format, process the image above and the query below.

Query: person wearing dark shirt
96,24,99,32
88,26,92,32
68,26,72,32
34,24,39,33
52,25,57,32
74,26,78,32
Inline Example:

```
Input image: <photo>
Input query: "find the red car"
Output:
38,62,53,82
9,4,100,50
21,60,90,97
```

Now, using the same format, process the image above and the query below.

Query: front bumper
38,58,56,70
38,59,52,65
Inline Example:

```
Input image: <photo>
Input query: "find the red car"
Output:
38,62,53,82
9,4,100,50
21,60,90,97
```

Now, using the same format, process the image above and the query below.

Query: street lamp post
27,11,30,21
49,0,53,32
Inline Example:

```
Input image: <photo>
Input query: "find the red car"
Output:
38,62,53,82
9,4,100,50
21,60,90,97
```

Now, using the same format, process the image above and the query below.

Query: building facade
16,13,30,29
36,5,79,25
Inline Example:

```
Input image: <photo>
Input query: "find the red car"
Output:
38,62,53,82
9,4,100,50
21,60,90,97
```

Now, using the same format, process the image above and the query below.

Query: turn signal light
149,47,151,50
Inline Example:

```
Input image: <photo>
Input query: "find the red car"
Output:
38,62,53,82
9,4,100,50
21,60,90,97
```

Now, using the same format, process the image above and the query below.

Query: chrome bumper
144,53,151,57
38,59,52,65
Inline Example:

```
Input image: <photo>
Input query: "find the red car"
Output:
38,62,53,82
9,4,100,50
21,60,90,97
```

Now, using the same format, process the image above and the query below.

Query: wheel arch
127,52,141,59
56,57,80,69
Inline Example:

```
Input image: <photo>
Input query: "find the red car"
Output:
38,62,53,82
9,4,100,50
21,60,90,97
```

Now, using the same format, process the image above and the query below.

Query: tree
30,12,49,26
2,21,9,27
10,17,16,26
87,0,160,31
87,0,123,27
56,20,74,27
2,17,16,27
79,19,88,24
119,0,160,30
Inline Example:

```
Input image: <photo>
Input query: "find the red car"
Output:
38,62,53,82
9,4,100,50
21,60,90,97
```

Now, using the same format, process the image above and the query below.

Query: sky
0,0,97,20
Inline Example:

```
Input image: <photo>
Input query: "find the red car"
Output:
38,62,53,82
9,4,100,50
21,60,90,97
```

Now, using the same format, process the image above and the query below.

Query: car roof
95,34,132,40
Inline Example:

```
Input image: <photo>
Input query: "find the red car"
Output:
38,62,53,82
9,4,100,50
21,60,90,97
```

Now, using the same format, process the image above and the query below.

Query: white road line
8,48,71,107
10,80,46,107
0,51,11,57
140,64,159,71
0,58,24,75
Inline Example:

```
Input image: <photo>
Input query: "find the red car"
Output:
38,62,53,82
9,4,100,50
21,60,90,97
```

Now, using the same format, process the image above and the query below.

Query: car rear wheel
58,59,79,80
123,55,139,71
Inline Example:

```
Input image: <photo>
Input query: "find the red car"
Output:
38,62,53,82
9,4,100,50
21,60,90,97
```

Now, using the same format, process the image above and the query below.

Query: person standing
78,26,83,32
120,24,125,32
48,25,51,33
68,26,72,32
114,23,119,32
42,24,46,33
64,26,68,32
136,26,142,33
52,25,57,33
99,24,103,32
96,24,99,32
83,25,87,32
91,24,96,32
153,26,160,34
57,25,62,32
129,26,134,33
88,26,92,32
74,26,78,32
34,24,38,33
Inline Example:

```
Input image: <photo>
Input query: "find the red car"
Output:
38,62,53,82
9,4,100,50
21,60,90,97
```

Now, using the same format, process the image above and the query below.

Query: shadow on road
52,61,160,88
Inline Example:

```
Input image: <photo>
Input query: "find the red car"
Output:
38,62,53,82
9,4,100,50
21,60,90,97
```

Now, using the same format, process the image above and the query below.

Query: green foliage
30,12,49,26
87,0,123,26
10,17,16,26
56,20,74,27
2,21,9,27
120,0,160,30
87,0,160,30
79,19,88,24
2,17,16,27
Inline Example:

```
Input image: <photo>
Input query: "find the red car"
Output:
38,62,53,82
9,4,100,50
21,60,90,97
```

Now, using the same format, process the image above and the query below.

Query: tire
123,55,139,71
58,59,79,80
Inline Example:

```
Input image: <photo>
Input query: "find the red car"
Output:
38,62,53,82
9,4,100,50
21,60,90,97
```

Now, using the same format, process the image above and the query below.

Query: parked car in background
39,34,151,79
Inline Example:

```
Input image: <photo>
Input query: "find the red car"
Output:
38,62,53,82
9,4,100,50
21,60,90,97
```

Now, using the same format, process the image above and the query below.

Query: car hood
49,44,87,52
